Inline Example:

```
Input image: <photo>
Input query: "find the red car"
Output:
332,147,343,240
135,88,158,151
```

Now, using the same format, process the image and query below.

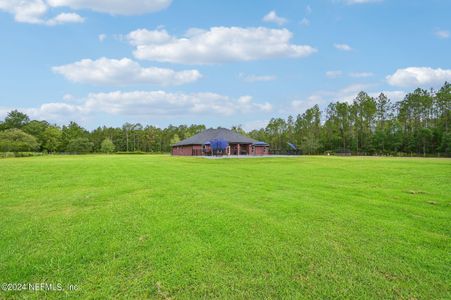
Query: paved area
201,155,301,159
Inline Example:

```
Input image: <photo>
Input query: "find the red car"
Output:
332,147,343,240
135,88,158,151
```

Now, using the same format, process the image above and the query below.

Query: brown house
172,128,269,156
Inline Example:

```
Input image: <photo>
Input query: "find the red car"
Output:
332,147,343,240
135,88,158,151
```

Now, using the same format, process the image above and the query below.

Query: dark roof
173,128,262,146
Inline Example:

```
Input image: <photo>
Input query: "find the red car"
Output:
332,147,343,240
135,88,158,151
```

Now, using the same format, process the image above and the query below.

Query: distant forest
0,82,449,157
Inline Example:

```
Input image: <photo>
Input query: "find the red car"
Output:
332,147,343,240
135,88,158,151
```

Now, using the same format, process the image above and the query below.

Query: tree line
249,82,450,156
0,115,205,154
0,82,449,156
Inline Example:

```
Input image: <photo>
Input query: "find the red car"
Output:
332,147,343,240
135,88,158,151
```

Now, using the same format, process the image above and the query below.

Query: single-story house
172,128,269,156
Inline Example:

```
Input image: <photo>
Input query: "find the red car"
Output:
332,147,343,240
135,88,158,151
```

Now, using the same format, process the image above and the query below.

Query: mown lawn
0,155,450,299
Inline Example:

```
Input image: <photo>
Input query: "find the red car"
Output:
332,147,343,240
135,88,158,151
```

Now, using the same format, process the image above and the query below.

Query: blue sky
0,0,450,130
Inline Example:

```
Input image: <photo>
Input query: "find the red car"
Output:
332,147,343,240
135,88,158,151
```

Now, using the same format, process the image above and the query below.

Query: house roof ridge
173,127,260,146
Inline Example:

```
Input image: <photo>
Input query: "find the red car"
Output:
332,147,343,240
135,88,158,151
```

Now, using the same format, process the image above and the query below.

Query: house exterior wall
229,143,251,155
253,145,269,155
192,145,202,156
172,145,193,156
172,144,269,156
171,145,204,156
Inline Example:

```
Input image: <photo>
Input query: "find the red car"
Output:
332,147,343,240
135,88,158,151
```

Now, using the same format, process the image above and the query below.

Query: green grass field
0,155,450,299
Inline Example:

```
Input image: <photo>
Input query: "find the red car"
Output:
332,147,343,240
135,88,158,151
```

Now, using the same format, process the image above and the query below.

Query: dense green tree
22,120,49,136
90,126,123,152
100,138,115,153
2,110,30,129
439,132,451,155
435,82,450,133
295,105,322,154
398,88,435,154
66,138,93,154
170,134,180,146
286,115,295,143
42,126,62,152
373,93,393,153
22,120,50,149
186,124,206,138
61,122,88,151
0,128,39,152
324,102,353,151
143,125,161,152
265,118,288,151
122,123,142,152
248,128,268,143
418,128,433,156
351,92,377,153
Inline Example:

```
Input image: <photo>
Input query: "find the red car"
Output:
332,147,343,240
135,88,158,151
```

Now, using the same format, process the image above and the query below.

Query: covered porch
199,143,251,156
200,143,266,156
229,143,252,155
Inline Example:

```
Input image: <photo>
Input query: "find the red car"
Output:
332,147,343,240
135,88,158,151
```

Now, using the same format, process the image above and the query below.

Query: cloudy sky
0,0,450,130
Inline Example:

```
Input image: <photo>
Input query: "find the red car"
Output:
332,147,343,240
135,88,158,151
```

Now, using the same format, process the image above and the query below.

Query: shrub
100,138,115,153
66,138,93,154
0,152,45,158
0,128,39,152
1,152,16,158
115,151,148,155
14,152,45,157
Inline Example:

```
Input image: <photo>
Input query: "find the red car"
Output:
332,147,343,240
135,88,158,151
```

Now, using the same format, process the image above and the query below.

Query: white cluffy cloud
262,10,287,26
350,72,374,78
127,27,317,64
334,43,353,51
0,0,84,25
290,83,405,113
0,0,171,24
300,17,310,27
434,29,449,39
387,67,451,87
291,83,372,112
46,0,171,15
62,93,74,101
326,71,374,79
239,73,276,82
52,57,202,86
13,91,272,122
325,70,343,78
98,33,107,42
0,0,48,24
46,12,84,25
242,120,269,132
